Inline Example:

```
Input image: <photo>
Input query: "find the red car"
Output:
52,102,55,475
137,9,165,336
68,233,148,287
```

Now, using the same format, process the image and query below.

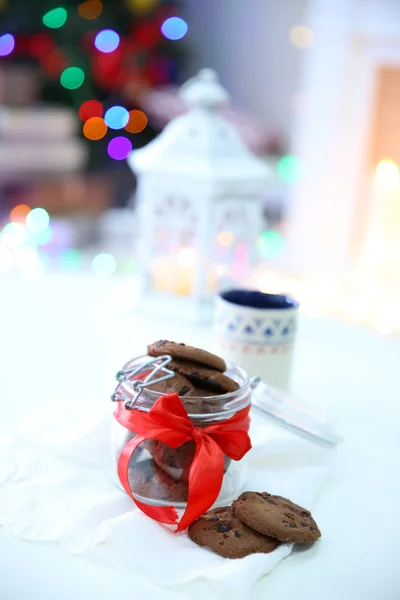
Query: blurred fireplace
357,66,400,271
285,0,400,273
369,67,400,167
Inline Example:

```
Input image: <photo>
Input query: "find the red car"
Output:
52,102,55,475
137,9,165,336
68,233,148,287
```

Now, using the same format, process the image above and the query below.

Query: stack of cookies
189,492,321,559
147,340,239,398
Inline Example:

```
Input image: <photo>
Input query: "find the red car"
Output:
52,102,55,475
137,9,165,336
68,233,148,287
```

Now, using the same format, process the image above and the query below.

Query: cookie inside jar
143,341,238,483
119,342,251,507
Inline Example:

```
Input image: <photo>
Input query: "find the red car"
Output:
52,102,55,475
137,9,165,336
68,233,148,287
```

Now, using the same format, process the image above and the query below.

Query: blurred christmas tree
0,0,188,169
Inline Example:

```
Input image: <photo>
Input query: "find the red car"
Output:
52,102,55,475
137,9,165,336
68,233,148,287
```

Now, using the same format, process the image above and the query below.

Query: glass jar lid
112,355,251,421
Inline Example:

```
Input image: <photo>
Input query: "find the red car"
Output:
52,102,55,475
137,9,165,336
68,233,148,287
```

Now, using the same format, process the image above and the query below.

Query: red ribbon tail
133,498,178,525
117,434,179,526
176,436,225,532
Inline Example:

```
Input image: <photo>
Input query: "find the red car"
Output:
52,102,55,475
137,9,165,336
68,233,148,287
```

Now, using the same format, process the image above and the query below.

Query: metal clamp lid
111,355,175,410
111,356,342,445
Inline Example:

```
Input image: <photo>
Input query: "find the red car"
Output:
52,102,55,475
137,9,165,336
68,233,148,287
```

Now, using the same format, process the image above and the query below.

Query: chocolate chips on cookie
145,339,239,401
147,340,226,372
149,372,194,397
188,506,280,559
167,359,239,394
232,492,321,544
189,492,321,558
147,340,237,396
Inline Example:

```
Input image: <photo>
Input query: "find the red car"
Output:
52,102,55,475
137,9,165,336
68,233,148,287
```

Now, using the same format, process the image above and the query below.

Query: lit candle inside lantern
151,248,217,297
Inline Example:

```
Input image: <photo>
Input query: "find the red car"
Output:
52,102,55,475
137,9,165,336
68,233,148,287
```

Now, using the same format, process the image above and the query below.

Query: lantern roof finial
180,68,229,109
128,68,270,180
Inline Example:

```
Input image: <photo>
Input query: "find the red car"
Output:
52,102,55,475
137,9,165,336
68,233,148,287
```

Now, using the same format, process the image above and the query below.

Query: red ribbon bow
115,393,252,531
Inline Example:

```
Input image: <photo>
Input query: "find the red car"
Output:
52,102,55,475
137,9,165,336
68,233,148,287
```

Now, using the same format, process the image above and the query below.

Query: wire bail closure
111,355,175,410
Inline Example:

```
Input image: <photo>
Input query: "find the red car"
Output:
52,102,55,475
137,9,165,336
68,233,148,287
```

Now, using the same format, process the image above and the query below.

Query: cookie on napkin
188,506,280,559
232,491,321,544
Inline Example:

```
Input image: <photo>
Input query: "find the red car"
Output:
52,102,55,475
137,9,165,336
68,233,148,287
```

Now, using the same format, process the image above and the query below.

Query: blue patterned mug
213,289,299,391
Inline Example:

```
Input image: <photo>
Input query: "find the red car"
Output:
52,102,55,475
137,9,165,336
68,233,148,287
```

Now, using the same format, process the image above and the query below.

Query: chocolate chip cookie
232,492,321,544
151,440,195,482
128,458,188,503
150,439,231,482
188,506,280,559
168,360,239,394
185,387,222,398
145,372,194,396
147,340,226,372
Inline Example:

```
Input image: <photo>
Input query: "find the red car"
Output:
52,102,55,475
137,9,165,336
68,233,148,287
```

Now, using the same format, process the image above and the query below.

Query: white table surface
1,274,400,600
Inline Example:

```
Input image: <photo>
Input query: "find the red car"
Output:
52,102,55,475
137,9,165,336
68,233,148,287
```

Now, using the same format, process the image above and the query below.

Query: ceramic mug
213,289,299,391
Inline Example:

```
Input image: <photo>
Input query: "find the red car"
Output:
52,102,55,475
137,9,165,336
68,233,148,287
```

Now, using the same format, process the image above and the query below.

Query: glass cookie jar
110,356,252,508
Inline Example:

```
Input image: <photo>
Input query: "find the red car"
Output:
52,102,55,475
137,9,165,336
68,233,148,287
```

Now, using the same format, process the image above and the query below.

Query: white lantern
128,69,270,321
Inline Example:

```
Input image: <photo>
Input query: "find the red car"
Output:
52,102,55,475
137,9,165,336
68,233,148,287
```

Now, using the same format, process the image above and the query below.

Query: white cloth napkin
0,391,331,600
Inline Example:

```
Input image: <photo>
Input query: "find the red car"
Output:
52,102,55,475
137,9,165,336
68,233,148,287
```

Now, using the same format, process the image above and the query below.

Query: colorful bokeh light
35,226,53,246
257,270,283,294
92,252,117,277
28,33,55,58
107,137,132,160
17,247,42,273
161,17,188,41
126,0,158,14
78,0,103,19
375,160,400,191
121,258,136,274
216,230,234,247
289,25,314,49
95,29,120,53
257,230,285,259
26,208,50,233
277,155,302,182
42,49,67,76
78,100,103,121
1,223,26,248
42,7,67,29
59,248,82,270
124,110,148,133
83,117,107,140
10,204,31,224
104,106,129,130
177,247,196,268
0,34,15,56
60,66,85,89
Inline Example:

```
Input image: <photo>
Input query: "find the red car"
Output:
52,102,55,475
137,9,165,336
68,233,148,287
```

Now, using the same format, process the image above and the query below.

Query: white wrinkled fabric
0,390,330,600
